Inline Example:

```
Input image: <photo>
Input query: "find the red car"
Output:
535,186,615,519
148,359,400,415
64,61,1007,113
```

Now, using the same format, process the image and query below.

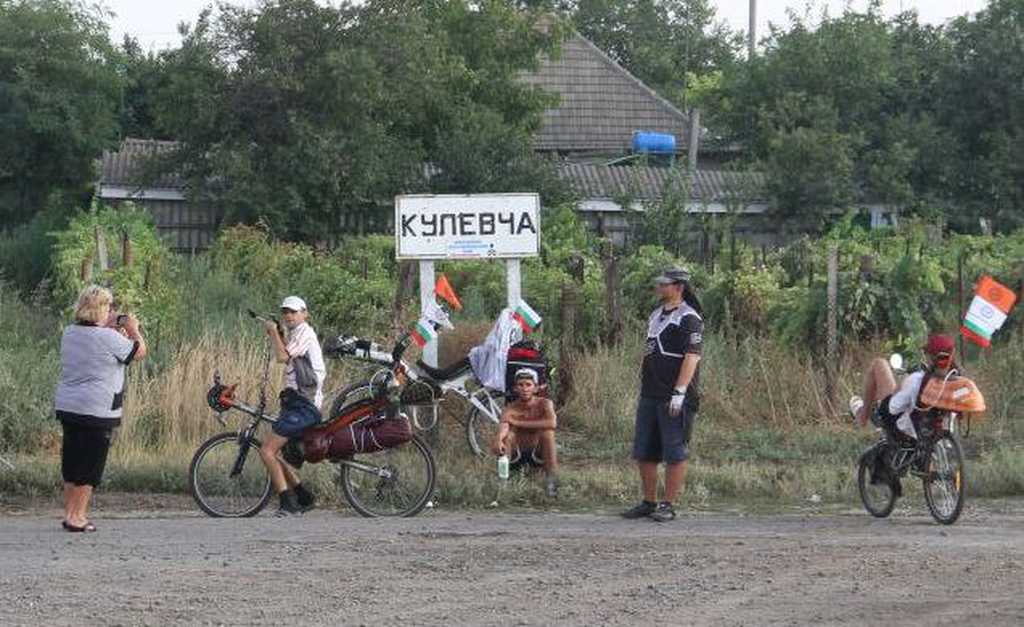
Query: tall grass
2,278,1022,509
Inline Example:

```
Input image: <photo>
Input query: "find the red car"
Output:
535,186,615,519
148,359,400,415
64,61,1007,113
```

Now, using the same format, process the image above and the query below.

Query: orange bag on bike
918,376,986,415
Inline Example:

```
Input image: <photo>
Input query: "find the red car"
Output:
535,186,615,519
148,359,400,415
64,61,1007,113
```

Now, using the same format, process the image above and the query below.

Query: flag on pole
961,275,1018,347
435,274,463,311
410,318,438,348
512,300,542,334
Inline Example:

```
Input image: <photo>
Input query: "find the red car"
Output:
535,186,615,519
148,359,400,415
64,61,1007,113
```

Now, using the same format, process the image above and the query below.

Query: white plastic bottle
497,454,510,481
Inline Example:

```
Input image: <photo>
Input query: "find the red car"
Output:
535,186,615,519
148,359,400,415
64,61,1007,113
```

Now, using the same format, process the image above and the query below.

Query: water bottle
497,454,510,481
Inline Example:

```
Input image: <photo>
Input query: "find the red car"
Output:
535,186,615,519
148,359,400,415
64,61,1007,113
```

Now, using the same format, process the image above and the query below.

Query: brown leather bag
301,400,384,464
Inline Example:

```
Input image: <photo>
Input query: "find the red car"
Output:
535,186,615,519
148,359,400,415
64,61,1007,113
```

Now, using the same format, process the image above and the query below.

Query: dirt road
1,499,1022,626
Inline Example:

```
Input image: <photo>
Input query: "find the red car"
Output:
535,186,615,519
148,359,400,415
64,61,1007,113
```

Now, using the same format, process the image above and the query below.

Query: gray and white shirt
54,323,138,424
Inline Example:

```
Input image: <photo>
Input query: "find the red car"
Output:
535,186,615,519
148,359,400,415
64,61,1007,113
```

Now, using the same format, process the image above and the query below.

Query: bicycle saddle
415,357,472,382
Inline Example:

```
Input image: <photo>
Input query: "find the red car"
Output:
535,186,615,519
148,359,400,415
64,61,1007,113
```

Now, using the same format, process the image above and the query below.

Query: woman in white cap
257,295,326,516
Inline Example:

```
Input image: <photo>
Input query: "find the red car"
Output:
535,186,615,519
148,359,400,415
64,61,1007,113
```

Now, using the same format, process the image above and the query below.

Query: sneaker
621,500,657,519
294,484,317,512
650,502,676,523
275,490,303,517
545,477,558,499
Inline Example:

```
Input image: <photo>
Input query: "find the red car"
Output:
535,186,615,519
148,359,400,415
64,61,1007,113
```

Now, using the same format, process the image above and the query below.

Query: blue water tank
632,131,677,155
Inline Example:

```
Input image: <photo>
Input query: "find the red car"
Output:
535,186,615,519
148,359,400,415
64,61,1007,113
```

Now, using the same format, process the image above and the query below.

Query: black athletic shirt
640,304,703,404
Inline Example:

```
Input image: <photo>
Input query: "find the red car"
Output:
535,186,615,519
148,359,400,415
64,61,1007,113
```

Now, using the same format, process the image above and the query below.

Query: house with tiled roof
97,32,768,250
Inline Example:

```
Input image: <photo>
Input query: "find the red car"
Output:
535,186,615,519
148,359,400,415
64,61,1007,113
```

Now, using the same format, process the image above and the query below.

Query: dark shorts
632,396,695,464
60,420,114,487
273,390,322,438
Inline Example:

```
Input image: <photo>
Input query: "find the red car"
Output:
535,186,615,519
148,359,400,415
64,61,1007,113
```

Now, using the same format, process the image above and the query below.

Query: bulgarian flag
961,275,1018,348
410,318,438,348
512,300,542,334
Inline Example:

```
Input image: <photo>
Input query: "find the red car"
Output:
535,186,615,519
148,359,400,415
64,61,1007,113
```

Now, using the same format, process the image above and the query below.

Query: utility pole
748,0,757,59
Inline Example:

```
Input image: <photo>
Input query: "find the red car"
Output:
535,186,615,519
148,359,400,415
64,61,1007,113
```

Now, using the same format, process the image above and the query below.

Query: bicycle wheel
339,434,436,518
923,432,965,525
857,446,897,518
328,380,375,419
189,432,272,518
466,394,504,457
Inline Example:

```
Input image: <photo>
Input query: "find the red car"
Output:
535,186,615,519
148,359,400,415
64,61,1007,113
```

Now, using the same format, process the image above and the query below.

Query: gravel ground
1,496,1022,626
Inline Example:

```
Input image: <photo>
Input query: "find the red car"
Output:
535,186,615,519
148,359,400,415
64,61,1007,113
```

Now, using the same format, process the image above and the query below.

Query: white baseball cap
514,368,539,384
280,296,307,312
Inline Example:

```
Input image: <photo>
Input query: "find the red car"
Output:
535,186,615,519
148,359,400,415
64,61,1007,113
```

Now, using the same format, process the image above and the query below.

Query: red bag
327,416,413,460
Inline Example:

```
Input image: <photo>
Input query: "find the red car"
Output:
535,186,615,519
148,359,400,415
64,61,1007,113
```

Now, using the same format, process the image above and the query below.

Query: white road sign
395,193,541,260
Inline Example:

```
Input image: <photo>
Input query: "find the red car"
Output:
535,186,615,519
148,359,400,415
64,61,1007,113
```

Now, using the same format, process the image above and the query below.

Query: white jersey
283,322,326,408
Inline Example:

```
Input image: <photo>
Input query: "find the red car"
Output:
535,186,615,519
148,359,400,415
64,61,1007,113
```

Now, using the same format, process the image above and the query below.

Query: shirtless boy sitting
494,369,560,498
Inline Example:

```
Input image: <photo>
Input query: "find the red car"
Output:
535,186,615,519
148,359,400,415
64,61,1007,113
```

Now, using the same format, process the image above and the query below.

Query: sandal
62,520,97,533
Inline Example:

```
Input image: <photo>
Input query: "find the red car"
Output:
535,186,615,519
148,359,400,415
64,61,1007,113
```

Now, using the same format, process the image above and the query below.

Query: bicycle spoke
341,437,434,517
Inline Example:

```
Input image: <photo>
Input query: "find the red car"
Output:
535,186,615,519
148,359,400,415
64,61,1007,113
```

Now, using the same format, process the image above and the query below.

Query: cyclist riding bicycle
257,296,326,516
856,334,957,493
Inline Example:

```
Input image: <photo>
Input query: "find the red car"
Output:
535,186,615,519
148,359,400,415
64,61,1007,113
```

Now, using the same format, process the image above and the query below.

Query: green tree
152,0,565,240
939,0,1024,230
0,0,124,224
569,0,740,106
713,5,969,224
118,35,170,140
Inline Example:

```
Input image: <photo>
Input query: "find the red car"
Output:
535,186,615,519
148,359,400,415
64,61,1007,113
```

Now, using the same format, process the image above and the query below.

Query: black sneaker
294,484,317,512
621,500,657,519
275,490,303,517
650,502,676,523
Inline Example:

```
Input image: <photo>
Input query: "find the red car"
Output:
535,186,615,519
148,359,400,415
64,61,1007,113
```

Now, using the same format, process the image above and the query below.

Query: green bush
51,202,181,330
0,201,72,294
211,224,396,336
0,283,61,452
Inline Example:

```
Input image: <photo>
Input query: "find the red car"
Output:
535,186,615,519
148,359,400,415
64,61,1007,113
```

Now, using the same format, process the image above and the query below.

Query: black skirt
58,414,115,487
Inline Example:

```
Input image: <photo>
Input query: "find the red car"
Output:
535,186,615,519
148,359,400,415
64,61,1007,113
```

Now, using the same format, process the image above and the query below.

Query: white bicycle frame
335,340,504,429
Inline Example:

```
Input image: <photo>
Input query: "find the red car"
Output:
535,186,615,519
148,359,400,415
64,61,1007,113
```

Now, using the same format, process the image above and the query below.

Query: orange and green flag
961,276,1018,347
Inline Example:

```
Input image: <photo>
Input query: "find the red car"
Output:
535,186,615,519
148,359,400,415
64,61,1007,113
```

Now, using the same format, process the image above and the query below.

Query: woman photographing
53,285,147,532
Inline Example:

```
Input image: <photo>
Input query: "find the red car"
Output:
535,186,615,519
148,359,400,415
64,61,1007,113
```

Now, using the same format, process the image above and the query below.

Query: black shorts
632,396,695,464
60,420,114,487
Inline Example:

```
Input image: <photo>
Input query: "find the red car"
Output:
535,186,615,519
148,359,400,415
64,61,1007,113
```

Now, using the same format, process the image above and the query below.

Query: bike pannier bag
326,415,413,460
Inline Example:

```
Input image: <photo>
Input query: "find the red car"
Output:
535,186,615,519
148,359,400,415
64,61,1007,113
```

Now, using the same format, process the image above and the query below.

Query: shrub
51,202,181,330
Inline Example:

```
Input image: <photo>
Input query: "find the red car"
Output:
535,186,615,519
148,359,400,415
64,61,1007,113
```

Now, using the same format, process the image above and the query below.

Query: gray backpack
291,353,319,401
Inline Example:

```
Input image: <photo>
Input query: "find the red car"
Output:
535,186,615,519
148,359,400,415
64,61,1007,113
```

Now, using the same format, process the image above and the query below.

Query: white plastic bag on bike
469,308,524,392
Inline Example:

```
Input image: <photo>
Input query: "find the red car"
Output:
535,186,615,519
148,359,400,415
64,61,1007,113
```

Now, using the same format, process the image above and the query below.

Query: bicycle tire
189,432,272,518
857,446,897,518
466,395,504,457
923,432,965,525
339,434,436,518
328,380,376,419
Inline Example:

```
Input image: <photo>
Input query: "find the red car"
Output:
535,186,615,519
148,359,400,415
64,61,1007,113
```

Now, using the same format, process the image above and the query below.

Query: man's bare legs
664,461,688,502
638,461,659,502
496,429,559,493
637,460,687,503
537,429,559,475
281,462,301,486
858,358,898,425
258,433,290,493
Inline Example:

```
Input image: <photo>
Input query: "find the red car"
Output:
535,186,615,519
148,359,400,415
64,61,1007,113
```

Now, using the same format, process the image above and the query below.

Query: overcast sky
105,0,990,52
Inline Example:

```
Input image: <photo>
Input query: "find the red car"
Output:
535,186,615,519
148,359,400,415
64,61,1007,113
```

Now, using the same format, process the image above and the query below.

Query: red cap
924,334,955,356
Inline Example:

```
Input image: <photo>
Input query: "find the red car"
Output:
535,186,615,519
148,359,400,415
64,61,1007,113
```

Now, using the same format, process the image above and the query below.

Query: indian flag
410,318,438,348
512,300,542,334
961,276,1018,348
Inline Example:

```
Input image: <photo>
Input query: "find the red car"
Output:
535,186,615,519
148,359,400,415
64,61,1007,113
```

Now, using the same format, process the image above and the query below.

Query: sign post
396,194,541,366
